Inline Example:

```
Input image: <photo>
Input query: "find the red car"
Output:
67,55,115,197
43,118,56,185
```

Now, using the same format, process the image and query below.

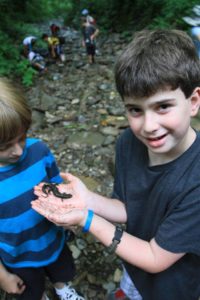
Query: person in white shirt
22,36,37,57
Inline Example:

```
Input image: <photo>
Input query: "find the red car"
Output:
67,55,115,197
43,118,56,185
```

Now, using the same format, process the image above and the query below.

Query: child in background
42,34,65,62
183,5,200,58
33,29,200,300
0,78,84,300
28,51,47,73
81,8,96,25
50,23,60,37
82,17,99,64
22,36,37,57
50,24,65,47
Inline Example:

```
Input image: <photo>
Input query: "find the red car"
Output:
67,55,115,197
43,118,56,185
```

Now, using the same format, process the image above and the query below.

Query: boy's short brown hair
115,29,200,99
0,78,32,144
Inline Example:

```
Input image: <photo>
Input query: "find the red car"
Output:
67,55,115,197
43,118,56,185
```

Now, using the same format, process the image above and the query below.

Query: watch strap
107,226,123,254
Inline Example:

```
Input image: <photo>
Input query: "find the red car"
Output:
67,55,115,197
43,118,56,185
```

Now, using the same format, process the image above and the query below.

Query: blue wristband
82,210,94,232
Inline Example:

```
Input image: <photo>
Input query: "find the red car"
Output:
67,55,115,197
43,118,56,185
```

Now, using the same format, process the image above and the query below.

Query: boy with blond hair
0,78,84,300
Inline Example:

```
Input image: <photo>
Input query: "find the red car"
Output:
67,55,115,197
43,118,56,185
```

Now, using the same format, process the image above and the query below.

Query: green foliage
1,0,200,85
0,1,49,85
64,0,200,31
43,0,73,16
0,26,38,86
15,60,37,87
0,30,20,75
0,0,76,85
150,0,199,29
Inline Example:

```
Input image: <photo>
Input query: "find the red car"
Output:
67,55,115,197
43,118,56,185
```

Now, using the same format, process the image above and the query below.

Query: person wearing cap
81,8,96,25
81,16,99,64
190,27,200,58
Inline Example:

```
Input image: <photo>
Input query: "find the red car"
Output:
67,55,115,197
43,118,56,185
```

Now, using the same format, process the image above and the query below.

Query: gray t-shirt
113,128,200,300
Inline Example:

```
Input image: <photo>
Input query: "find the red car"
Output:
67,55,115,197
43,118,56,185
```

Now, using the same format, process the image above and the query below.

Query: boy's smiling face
124,87,200,165
0,132,26,166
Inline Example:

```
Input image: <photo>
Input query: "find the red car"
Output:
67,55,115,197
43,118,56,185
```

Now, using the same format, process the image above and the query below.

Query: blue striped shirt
0,138,65,268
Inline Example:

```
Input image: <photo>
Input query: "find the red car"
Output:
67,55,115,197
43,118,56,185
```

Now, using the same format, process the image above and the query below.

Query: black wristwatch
107,226,124,254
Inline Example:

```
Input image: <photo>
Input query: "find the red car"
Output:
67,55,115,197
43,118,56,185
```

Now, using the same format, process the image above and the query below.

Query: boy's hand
32,172,93,226
0,272,25,294
32,196,87,227
60,172,91,208
33,172,126,223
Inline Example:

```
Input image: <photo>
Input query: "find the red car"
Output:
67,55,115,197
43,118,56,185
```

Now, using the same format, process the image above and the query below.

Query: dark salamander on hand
42,183,72,201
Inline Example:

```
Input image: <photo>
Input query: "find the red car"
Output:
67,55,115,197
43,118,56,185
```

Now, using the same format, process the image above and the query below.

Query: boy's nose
143,113,159,133
11,143,23,156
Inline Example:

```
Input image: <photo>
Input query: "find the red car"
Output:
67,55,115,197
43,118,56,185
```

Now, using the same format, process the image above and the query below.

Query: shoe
56,285,85,300
43,293,50,300
106,288,129,300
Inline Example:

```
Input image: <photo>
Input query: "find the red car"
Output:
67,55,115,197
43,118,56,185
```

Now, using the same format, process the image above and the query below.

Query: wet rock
39,92,58,110
67,131,105,147
113,268,123,282
103,135,116,146
71,98,80,105
98,83,112,91
100,126,119,136
69,244,82,259
31,109,46,130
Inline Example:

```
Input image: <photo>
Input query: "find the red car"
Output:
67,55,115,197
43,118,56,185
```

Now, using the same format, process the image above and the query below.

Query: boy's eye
0,134,26,152
0,143,13,151
127,106,142,117
160,104,169,109
158,103,172,112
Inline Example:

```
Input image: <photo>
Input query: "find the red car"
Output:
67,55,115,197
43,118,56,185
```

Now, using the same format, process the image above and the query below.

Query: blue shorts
6,244,75,300
120,266,142,300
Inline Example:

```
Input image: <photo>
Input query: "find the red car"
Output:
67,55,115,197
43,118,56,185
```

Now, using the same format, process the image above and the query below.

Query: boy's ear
190,87,200,117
